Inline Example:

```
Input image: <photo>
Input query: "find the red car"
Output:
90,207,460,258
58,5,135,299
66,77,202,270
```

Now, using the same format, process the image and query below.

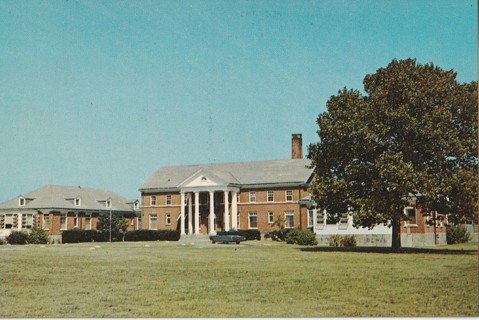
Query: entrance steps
178,234,210,243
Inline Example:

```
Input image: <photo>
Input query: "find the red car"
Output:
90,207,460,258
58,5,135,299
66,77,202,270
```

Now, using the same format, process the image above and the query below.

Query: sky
0,0,477,201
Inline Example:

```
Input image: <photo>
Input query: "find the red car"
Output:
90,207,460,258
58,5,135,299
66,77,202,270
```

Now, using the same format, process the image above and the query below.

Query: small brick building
0,185,140,242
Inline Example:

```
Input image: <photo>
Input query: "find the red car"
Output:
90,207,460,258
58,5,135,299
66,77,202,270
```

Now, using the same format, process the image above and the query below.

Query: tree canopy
308,59,478,251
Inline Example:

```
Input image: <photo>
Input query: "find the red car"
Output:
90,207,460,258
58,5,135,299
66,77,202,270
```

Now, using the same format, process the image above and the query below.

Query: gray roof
140,158,313,192
0,185,139,213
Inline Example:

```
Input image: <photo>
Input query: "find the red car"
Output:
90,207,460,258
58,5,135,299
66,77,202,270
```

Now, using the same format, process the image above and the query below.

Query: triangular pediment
178,169,229,188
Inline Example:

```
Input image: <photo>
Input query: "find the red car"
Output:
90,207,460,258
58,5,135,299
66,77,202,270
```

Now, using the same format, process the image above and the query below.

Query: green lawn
0,241,477,317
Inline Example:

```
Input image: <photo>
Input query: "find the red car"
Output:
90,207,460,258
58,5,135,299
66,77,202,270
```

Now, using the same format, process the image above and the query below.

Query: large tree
308,59,477,251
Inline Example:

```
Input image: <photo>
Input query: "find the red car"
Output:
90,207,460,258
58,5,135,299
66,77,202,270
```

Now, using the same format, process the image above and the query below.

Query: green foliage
268,228,294,241
62,230,107,243
308,59,478,251
0,238,6,245
446,225,471,244
328,235,357,247
328,234,342,247
97,214,129,241
217,229,261,240
284,228,318,246
28,227,49,244
340,235,357,247
124,230,180,242
6,231,29,245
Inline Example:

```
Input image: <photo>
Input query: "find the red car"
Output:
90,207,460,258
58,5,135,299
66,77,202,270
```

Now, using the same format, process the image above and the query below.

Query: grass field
0,240,477,317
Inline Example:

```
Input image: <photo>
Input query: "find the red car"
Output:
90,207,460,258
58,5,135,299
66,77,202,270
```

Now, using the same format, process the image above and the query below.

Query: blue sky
0,0,477,201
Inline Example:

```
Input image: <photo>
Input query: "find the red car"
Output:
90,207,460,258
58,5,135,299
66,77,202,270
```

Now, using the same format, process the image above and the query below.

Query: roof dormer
74,196,81,207
18,196,26,207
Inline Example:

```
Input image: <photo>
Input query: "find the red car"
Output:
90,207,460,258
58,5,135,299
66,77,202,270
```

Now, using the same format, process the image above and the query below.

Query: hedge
6,231,29,245
123,230,180,242
62,229,181,243
62,230,109,243
217,229,261,240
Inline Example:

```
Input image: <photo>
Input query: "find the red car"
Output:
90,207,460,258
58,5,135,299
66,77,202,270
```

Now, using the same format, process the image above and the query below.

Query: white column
224,191,230,232
209,191,216,235
187,194,193,234
231,191,238,230
180,192,186,235
194,192,200,235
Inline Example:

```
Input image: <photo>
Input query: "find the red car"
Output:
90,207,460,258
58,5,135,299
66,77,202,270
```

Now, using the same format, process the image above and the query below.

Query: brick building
0,185,140,242
139,134,312,235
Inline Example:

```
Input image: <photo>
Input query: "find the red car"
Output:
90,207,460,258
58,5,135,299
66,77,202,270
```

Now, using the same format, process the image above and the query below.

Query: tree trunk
391,217,401,252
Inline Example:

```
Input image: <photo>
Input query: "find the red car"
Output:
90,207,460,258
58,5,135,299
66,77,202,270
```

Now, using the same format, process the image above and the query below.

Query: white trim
149,213,158,230
249,191,256,203
18,197,26,207
267,191,274,202
268,211,274,224
285,190,293,202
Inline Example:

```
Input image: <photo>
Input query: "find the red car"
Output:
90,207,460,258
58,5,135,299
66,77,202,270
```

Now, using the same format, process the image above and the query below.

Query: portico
177,169,239,235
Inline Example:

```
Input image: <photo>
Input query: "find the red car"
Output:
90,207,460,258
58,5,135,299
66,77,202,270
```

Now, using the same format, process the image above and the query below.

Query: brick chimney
291,133,303,159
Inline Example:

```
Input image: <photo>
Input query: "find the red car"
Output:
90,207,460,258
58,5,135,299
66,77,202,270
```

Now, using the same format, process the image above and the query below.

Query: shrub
28,227,49,244
62,230,108,243
270,229,294,241
0,238,6,245
328,234,342,247
340,235,357,247
446,225,471,244
217,229,261,241
6,231,29,245
124,230,180,242
285,228,318,246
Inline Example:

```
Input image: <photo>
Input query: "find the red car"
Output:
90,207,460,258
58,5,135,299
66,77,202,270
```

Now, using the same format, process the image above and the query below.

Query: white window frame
248,212,258,229
61,213,67,230
21,214,34,229
267,191,274,202
284,211,295,228
106,199,112,208
75,197,81,207
85,214,92,230
43,213,50,230
18,197,26,206
4,214,14,229
149,214,158,230
405,207,417,226
151,196,157,206
73,214,79,228
0,214,4,229
165,213,171,226
285,190,293,202
268,212,274,224
166,195,172,206
249,191,256,203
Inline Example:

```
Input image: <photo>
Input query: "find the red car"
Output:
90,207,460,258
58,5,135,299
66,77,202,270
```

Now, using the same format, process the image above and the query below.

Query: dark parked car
209,234,246,244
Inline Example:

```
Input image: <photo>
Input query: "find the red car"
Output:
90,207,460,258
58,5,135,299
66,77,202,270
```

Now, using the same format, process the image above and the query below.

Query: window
0,214,4,229
61,214,67,230
308,210,315,227
43,214,50,230
166,195,172,205
286,190,293,202
75,197,81,206
267,191,274,202
134,201,139,210
73,214,79,228
22,214,33,229
248,213,258,229
151,196,157,206
106,199,111,208
268,212,274,224
249,191,256,203
149,214,158,230
85,214,91,230
285,211,295,228
4,214,14,229
18,197,25,206
406,207,417,225
166,213,171,226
